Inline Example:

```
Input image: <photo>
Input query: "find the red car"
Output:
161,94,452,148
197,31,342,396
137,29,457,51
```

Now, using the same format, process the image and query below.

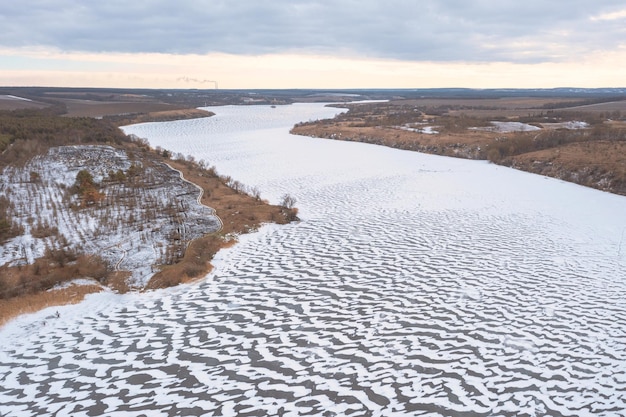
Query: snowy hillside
0,145,220,288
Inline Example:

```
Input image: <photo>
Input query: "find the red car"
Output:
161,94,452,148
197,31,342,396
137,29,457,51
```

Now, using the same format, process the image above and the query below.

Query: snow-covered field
2,103,626,416
0,94,33,102
471,120,589,133
471,121,541,133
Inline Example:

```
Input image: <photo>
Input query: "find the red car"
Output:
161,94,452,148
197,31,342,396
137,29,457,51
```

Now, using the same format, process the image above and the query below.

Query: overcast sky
1,0,625,88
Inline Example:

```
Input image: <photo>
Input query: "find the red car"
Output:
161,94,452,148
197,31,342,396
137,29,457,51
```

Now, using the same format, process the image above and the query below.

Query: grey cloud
1,0,625,62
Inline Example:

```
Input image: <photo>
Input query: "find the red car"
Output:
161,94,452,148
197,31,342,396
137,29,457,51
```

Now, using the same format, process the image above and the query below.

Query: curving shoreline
0,113,296,326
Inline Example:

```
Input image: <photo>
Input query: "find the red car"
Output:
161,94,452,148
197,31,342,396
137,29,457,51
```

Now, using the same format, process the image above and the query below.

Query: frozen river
2,103,626,416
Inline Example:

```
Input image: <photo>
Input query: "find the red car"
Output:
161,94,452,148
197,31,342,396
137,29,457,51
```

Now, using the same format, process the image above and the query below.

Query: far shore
106,108,214,125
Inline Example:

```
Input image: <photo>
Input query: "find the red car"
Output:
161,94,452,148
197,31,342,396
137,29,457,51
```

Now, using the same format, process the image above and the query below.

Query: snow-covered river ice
2,103,626,416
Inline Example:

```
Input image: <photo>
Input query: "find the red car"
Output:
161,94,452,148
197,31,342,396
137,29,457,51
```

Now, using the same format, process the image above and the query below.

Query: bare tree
280,194,297,209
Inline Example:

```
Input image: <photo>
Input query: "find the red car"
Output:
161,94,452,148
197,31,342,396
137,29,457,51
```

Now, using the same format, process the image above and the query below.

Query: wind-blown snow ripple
1,103,626,416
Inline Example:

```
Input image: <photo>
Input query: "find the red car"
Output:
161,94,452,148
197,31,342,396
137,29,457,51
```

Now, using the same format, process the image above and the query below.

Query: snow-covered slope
0,145,220,287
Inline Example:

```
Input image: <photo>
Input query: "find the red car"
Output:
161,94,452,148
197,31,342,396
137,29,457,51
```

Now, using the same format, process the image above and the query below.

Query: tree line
0,108,128,168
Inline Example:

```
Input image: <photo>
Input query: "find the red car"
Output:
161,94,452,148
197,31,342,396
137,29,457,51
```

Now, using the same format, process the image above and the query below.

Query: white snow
1,103,625,416
48,278,101,290
541,120,589,129
0,94,33,102
471,121,541,133
397,123,439,134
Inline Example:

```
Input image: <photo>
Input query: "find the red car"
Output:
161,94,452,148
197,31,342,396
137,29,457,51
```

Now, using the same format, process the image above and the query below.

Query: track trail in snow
164,162,224,234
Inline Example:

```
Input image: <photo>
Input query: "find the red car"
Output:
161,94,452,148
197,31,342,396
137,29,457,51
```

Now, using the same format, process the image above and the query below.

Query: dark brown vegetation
0,252,109,300
0,107,128,166
503,141,626,194
71,169,105,206
291,98,626,195
0,196,24,243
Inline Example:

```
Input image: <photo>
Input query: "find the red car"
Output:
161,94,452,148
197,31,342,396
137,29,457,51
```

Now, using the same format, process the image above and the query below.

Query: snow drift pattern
1,104,625,416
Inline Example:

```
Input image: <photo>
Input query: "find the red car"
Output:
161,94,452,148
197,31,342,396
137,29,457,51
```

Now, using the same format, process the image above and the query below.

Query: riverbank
291,99,626,196
0,111,297,326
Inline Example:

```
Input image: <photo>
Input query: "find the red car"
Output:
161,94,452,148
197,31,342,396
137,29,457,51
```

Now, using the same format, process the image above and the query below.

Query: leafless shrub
249,186,262,200
30,221,59,238
280,194,297,209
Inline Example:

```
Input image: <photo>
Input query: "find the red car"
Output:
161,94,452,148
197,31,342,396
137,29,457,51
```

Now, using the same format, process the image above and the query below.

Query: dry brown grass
292,121,496,159
0,283,103,327
607,120,626,129
105,271,132,293
0,254,110,299
506,141,626,195
513,140,626,165
390,97,626,115
146,237,237,289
